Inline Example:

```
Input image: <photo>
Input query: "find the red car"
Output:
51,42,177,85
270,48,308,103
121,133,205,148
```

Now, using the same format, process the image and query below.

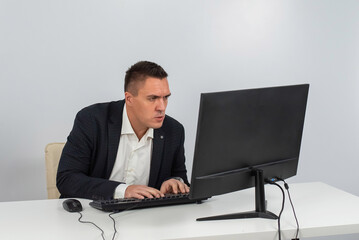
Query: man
57,61,190,200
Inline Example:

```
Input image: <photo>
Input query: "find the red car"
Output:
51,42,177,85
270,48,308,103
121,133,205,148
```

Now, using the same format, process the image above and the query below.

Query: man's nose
156,98,166,112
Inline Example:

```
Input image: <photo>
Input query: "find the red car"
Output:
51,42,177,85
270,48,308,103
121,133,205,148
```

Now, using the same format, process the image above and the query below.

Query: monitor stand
196,169,278,221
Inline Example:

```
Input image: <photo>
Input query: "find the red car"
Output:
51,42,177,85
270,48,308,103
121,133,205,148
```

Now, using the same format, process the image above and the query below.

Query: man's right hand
124,185,165,199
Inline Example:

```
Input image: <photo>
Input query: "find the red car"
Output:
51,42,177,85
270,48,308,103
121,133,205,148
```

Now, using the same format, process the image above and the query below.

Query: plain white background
0,0,358,238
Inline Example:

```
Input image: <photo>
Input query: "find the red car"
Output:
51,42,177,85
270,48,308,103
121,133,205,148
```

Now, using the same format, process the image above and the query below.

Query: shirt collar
121,104,154,139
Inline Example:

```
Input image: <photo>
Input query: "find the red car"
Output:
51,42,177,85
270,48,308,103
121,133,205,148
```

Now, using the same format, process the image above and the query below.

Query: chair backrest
45,142,65,199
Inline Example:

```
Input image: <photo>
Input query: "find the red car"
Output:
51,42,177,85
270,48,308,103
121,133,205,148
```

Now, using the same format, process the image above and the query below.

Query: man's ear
124,92,133,105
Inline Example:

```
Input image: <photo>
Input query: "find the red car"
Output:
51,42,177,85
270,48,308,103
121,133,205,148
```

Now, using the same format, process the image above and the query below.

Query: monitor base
196,169,279,222
197,210,278,221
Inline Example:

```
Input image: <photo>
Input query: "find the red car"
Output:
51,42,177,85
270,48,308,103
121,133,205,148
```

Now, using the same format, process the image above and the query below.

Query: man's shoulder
77,100,124,116
162,115,184,131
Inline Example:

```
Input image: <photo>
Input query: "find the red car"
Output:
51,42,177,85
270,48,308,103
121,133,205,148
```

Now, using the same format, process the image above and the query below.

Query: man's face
126,77,171,134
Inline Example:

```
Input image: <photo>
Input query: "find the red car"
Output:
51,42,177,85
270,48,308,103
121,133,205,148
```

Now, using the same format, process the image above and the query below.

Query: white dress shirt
109,104,153,198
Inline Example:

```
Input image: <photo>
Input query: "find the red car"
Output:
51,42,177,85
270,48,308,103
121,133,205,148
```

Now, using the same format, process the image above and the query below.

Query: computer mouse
62,199,83,212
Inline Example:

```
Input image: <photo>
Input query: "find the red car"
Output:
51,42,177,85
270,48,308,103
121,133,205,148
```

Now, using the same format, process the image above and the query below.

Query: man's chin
151,116,165,129
152,122,164,129
150,119,165,129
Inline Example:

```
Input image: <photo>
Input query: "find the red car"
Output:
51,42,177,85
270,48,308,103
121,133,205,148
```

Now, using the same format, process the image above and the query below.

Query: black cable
268,181,285,240
77,212,106,240
75,202,142,240
107,204,141,240
278,179,300,240
109,212,118,240
287,188,299,239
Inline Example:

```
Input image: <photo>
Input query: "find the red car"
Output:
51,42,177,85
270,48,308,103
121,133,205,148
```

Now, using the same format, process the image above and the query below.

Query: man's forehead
139,77,170,95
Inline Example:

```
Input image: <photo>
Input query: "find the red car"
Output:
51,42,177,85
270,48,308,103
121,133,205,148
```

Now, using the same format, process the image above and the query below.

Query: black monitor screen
190,84,309,204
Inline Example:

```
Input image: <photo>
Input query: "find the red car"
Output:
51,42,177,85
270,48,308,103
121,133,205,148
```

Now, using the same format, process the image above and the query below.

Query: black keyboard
89,193,207,212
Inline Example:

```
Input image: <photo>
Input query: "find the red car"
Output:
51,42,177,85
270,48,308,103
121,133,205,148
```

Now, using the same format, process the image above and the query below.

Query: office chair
45,142,65,199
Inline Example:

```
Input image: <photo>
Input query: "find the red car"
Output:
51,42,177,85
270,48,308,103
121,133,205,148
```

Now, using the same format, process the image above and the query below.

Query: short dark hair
124,61,168,95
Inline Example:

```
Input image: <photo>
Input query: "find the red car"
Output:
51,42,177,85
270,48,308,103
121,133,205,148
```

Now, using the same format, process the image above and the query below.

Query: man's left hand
160,178,190,195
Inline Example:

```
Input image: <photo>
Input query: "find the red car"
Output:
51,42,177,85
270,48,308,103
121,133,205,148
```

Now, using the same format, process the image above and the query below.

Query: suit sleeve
171,124,190,185
56,109,120,200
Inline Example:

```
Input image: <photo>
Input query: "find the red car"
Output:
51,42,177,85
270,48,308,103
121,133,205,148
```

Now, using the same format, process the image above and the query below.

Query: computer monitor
189,84,309,221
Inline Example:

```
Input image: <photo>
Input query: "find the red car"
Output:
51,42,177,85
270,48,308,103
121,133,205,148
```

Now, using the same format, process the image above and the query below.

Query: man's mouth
155,115,165,121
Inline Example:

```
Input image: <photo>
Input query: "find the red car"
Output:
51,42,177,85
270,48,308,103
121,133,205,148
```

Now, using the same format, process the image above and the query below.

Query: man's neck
126,106,148,141
133,127,148,141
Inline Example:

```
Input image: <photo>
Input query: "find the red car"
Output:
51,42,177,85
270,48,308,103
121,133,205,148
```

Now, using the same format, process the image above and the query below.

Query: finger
177,182,186,193
129,190,154,199
160,182,172,194
140,190,156,199
126,185,161,199
146,187,164,198
160,184,167,194
170,181,179,194
131,192,145,199
137,186,163,198
184,184,190,193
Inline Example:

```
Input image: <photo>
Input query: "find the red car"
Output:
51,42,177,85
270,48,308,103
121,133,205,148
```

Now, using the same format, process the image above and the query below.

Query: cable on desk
277,178,300,240
77,212,105,240
109,212,118,240
107,203,141,240
268,181,285,240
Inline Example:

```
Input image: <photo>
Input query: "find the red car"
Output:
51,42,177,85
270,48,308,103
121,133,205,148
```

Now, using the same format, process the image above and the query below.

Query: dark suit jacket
56,100,189,200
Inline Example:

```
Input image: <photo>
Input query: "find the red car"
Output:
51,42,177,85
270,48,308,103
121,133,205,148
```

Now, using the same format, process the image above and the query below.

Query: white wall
1,0,358,206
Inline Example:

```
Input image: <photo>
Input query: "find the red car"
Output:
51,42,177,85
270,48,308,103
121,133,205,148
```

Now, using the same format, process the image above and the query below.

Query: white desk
0,182,359,240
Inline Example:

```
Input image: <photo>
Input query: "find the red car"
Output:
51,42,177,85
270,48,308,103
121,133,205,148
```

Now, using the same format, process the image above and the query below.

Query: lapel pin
160,135,164,139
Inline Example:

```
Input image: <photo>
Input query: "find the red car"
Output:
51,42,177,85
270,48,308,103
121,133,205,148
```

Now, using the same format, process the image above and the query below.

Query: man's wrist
113,183,129,199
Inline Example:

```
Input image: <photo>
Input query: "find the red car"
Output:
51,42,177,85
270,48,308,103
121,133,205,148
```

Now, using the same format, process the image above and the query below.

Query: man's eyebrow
147,93,171,98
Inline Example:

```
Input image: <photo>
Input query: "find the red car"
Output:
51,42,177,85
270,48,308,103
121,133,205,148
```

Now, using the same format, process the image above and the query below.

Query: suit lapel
106,100,125,178
149,128,165,187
